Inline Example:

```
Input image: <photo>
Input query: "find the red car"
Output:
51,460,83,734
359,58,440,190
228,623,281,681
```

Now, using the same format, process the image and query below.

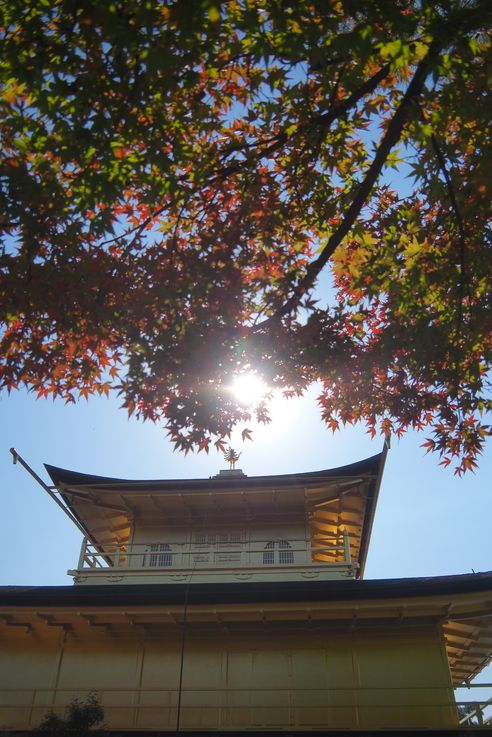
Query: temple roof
44,451,387,578
45,452,383,491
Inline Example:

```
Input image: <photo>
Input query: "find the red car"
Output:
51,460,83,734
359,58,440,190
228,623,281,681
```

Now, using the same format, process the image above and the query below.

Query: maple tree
1,0,491,472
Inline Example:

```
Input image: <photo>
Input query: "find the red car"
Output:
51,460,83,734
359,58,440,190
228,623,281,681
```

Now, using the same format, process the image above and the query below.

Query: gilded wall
0,617,457,731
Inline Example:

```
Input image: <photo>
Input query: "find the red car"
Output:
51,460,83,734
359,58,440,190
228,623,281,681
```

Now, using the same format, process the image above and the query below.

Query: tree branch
420,109,468,335
98,63,392,250
256,45,439,329
419,109,469,416
216,63,391,178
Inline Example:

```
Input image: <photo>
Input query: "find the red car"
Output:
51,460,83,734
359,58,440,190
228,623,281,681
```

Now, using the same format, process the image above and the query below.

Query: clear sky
1,384,490,587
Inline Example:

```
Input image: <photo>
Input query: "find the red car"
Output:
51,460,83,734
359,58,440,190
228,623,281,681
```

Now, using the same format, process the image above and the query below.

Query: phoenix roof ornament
224,447,241,470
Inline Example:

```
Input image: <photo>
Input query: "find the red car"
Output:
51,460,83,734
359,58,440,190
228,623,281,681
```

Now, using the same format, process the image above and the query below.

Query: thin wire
175,557,196,734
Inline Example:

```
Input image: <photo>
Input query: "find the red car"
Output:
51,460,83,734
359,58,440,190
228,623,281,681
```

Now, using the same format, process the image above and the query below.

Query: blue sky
1,384,490,587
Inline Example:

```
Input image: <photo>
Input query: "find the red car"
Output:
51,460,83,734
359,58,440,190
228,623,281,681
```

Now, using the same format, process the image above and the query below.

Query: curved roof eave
44,452,384,492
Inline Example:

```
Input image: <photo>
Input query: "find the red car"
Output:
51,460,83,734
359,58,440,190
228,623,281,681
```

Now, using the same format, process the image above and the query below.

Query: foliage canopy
1,0,491,472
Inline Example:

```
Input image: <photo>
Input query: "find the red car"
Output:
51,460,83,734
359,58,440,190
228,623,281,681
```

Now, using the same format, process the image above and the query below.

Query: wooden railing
1,684,490,730
77,531,353,572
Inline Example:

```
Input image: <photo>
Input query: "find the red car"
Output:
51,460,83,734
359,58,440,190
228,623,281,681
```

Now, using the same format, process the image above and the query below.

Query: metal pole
175,558,198,734
10,448,99,548
175,580,190,734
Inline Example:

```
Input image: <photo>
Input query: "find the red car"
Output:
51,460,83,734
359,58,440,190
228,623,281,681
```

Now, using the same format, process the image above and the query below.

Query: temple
1,448,491,734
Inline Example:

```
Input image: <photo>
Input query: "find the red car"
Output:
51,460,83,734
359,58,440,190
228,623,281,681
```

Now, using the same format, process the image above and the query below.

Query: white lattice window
263,540,294,565
148,543,172,567
263,541,275,565
194,530,243,546
278,539,294,564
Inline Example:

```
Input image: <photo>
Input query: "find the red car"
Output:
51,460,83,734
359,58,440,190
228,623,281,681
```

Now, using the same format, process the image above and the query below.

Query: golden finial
224,447,241,470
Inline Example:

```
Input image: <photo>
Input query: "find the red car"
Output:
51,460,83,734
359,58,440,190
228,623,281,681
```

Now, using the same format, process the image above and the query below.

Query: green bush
35,692,104,735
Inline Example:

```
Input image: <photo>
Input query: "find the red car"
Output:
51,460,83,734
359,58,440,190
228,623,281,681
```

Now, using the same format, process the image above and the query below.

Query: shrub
35,692,104,735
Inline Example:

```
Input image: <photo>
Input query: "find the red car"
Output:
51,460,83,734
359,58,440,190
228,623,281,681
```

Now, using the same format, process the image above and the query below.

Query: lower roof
2,571,492,607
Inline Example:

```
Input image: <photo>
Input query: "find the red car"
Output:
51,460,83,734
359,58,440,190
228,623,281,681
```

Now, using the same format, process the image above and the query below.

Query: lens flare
230,373,268,406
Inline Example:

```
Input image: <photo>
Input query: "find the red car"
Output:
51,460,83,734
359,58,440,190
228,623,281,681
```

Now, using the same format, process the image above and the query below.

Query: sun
230,373,269,406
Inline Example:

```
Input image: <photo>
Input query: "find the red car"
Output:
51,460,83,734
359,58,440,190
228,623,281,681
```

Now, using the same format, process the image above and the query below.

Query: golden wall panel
0,620,457,731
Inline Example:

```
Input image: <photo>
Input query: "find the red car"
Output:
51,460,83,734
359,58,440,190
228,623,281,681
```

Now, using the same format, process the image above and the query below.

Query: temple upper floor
44,452,387,586
70,523,356,585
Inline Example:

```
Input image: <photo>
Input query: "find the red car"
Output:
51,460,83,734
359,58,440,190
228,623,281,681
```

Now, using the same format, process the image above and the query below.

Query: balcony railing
0,684,490,731
75,532,353,573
